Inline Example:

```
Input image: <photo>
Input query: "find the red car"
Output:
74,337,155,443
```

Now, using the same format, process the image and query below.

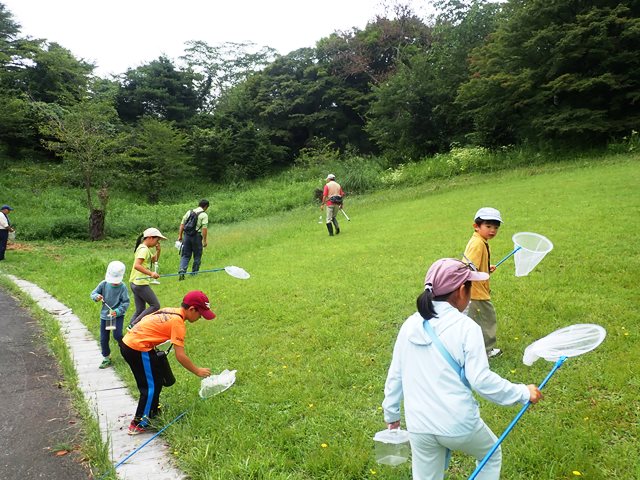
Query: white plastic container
105,316,116,331
373,428,411,466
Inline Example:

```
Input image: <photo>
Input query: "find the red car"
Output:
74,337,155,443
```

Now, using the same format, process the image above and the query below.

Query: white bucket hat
105,261,126,284
326,173,336,181
143,227,167,239
474,207,503,223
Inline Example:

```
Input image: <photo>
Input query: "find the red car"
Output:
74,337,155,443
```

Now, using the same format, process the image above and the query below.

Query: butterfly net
199,369,237,398
523,324,606,366
512,232,553,277
224,266,251,279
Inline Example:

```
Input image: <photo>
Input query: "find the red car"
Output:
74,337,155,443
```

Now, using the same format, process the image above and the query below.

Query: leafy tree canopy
115,56,202,126
457,0,640,146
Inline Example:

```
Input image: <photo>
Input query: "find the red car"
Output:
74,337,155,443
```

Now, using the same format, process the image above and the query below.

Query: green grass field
2,155,639,479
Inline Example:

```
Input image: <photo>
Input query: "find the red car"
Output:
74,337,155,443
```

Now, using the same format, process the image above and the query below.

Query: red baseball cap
183,290,216,320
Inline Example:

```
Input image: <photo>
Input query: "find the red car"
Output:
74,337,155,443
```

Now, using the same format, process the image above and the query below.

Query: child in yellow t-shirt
463,207,503,358
128,227,166,327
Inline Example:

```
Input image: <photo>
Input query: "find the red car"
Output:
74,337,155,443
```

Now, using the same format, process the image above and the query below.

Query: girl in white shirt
382,258,542,480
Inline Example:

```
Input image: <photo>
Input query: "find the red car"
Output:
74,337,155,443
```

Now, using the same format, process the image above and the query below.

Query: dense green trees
367,0,502,160
115,56,201,125
457,0,640,146
2,0,639,198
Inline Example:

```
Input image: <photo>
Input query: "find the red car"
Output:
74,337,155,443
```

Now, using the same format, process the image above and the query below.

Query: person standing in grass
320,174,345,236
0,204,15,261
463,207,503,358
129,228,166,327
120,290,214,435
177,199,210,281
382,258,542,480
90,261,130,369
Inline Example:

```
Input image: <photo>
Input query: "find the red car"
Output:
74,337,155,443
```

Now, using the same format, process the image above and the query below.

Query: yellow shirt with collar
464,231,491,300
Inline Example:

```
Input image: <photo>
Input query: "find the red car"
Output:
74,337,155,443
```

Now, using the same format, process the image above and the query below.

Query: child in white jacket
382,258,542,480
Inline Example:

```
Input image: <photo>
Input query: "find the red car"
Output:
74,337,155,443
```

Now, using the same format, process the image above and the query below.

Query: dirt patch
7,242,34,252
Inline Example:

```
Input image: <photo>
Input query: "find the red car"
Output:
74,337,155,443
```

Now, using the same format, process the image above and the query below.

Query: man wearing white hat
321,174,345,236
463,207,503,358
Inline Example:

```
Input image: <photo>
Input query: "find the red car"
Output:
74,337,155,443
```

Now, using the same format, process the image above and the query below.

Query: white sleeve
382,330,405,423
0,213,8,229
464,324,530,406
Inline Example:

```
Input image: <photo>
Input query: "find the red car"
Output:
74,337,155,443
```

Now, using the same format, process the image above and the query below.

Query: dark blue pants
179,233,203,274
100,316,124,357
0,230,7,261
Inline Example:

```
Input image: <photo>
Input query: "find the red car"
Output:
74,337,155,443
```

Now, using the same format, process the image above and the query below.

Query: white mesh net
199,369,237,398
522,324,606,366
512,232,553,277
224,266,251,279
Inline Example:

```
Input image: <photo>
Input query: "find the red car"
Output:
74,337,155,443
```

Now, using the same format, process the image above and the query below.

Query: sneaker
99,358,112,369
487,348,503,358
128,421,147,435
178,274,185,281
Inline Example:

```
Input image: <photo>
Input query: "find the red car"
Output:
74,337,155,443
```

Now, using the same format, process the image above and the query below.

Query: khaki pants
326,204,339,223
465,300,497,352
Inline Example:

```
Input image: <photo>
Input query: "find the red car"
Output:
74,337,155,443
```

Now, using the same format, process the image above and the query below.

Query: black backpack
183,210,200,235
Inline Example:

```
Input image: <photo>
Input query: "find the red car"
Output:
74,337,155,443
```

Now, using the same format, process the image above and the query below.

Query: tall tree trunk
89,209,105,240
89,186,109,241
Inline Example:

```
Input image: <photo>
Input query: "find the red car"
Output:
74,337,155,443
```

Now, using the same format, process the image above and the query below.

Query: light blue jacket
383,302,529,436
90,281,130,320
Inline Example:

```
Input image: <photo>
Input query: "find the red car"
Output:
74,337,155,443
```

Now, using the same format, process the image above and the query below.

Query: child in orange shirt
119,290,214,435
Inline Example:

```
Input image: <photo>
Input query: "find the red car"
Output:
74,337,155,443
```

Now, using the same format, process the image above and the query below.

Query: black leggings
119,342,163,426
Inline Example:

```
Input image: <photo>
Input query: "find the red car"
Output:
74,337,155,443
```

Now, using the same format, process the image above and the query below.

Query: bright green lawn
2,156,639,479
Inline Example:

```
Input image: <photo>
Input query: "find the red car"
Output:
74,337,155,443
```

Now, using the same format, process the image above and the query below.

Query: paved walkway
0,285,90,479
1,275,186,479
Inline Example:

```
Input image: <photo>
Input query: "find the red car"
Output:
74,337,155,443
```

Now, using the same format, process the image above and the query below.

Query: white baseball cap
143,227,167,239
326,173,336,180
474,207,503,223
105,261,126,284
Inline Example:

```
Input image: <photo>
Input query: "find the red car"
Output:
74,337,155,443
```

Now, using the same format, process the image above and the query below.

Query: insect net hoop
523,323,606,366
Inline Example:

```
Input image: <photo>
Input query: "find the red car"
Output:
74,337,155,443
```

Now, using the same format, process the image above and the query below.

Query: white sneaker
487,348,502,358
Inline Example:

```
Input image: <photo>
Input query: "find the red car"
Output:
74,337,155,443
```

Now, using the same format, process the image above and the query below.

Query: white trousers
409,418,501,480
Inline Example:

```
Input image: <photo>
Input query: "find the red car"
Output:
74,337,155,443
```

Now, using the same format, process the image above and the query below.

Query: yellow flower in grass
321,443,328,448
572,471,582,476
308,403,314,408
370,469,377,475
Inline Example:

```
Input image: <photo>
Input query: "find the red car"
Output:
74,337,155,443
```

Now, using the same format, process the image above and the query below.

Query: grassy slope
2,155,639,479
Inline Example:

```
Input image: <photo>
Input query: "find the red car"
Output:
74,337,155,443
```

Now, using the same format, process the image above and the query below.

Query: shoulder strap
154,309,184,319
423,319,471,389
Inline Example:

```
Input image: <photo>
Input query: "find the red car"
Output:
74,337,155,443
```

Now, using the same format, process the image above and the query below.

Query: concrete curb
6,275,186,480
